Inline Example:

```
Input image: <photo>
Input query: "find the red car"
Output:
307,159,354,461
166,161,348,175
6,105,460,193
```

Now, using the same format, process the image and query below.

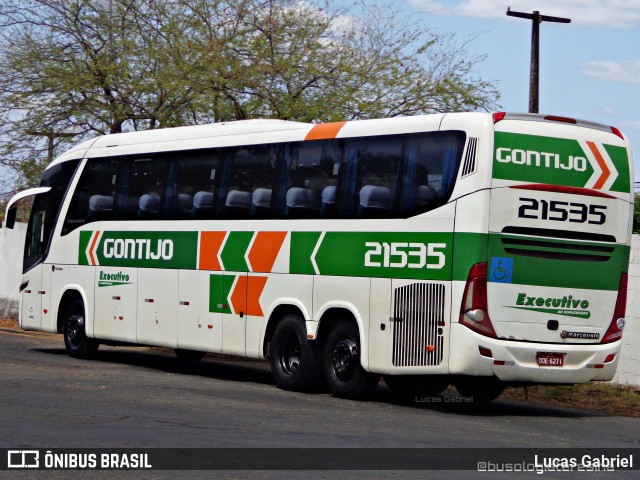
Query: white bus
3,112,634,401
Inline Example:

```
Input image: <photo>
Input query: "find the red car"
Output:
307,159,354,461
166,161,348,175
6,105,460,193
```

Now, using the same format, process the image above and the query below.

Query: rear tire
323,320,379,399
270,314,322,391
62,299,99,359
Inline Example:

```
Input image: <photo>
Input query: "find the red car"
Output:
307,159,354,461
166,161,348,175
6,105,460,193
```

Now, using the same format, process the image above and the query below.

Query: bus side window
115,156,167,220
400,131,466,217
339,138,402,218
163,150,218,219
218,145,277,219
285,141,338,218
63,158,118,234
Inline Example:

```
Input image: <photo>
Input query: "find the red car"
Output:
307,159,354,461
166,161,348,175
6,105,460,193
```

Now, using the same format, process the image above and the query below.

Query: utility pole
506,8,571,113
26,129,77,164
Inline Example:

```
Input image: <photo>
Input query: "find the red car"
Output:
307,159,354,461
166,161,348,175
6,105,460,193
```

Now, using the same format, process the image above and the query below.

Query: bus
3,112,633,401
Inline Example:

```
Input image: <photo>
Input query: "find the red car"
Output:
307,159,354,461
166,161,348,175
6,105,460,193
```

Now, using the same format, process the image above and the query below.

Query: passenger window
400,131,466,216
339,138,402,217
285,141,341,218
218,145,278,218
63,158,118,234
164,151,218,219
116,156,167,220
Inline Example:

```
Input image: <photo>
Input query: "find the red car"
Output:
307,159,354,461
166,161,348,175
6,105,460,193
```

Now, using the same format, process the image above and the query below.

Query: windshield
23,160,80,272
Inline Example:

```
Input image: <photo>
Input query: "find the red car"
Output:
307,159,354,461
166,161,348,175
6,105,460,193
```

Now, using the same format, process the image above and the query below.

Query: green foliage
0,0,499,189
634,194,640,233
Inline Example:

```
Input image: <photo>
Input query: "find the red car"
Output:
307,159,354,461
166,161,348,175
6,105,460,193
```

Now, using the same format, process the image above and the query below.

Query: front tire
270,314,322,391
323,320,379,398
62,299,99,358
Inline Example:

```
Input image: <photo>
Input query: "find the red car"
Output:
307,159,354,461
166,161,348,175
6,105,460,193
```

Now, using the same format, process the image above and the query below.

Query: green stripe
79,231,92,265
290,232,322,275
493,132,631,193
90,231,198,269
605,144,631,193
292,231,454,280
209,273,234,314
488,234,629,290
452,232,488,281
220,231,253,271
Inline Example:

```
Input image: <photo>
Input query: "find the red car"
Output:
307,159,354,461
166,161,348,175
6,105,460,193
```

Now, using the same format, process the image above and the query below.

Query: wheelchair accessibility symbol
490,257,513,283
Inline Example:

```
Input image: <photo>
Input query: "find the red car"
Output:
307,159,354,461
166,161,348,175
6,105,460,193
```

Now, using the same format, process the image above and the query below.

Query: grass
501,383,640,417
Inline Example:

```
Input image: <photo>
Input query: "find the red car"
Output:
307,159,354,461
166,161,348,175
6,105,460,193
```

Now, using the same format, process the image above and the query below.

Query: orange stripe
198,231,226,270
230,275,247,315
229,275,268,317
248,231,287,273
586,141,610,190
89,231,100,266
246,276,268,317
304,122,347,141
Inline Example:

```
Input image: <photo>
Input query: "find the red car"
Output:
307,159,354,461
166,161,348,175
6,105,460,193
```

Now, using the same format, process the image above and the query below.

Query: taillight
601,273,627,343
544,115,577,124
459,262,497,338
493,112,506,123
610,126,624,139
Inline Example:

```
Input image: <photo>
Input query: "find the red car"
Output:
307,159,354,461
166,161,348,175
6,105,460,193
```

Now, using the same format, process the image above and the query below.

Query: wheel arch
262,303,307,358
56,287,89,334
316,305,369,371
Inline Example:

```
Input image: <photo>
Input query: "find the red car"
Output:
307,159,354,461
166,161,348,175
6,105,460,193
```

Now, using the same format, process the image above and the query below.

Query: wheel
62,299,99,358
454,377,505,403
270,314,322,391
174,349,206,362
323,320,379,399
384,375,449,398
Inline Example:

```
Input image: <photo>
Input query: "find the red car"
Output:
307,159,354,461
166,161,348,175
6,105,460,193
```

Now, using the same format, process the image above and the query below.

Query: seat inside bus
285,187,321,217
137,194,161,218
359,185,391,216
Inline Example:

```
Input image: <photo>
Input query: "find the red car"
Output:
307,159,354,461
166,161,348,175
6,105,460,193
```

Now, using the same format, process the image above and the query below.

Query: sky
1,0,639,194
401,0,640,186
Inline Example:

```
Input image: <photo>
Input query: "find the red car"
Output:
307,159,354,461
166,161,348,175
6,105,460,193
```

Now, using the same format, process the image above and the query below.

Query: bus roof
48,114,472,168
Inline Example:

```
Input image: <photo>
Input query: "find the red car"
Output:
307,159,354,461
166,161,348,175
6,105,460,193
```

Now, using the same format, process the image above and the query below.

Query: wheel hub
67,314,84,345
279,331,301,375
332,337,358,382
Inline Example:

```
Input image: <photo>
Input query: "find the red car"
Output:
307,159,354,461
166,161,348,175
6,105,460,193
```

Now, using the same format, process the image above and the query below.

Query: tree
0,0,499,189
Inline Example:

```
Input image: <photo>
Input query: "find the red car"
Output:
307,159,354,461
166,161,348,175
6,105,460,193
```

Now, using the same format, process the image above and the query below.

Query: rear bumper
449,323,620,383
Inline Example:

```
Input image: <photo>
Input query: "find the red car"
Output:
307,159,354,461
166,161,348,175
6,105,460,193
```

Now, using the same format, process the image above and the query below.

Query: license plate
536,352,565,367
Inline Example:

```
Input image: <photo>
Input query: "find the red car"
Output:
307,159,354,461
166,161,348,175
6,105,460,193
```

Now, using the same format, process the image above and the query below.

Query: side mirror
4,205,17,229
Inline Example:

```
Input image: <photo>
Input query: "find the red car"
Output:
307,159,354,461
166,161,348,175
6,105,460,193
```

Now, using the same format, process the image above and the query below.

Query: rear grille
392,282,445,367
500,227,615,262
501,226,616,243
